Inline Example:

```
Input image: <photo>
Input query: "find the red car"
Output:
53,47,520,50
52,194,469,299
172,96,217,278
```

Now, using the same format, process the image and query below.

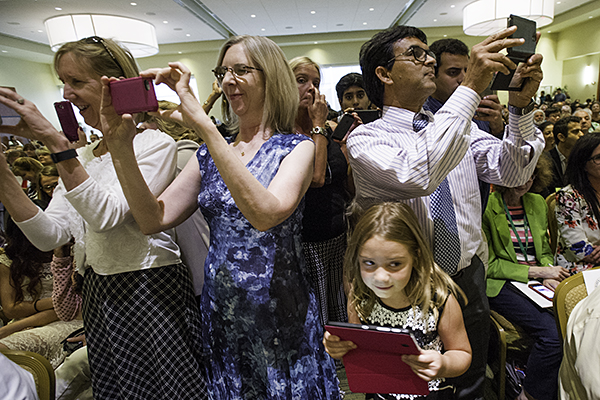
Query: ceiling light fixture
251,14,256,18
369,8,374,11
463,0,554,36
311,11,316,14
44,14,159,57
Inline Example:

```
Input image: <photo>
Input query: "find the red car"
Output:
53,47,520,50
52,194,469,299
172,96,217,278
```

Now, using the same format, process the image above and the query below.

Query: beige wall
0,57,63,128
555,17,600,101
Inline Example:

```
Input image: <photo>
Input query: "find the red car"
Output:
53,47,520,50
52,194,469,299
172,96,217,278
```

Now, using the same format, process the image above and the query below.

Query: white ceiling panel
0,0,598,62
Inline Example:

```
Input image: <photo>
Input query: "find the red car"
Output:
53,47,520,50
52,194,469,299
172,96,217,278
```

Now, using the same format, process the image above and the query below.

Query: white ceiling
0,0,598,62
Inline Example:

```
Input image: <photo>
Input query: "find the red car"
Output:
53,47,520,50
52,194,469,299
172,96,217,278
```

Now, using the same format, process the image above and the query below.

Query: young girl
324,202,471,399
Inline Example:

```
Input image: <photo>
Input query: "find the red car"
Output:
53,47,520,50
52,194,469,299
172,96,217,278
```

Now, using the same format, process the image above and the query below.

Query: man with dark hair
348,25,545,400
335,72,371,112
424,38,505,214
554,88,567,103
546,115,584,193
545,106,561,123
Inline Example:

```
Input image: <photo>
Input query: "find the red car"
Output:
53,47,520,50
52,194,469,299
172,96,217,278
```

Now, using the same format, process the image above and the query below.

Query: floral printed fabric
555,185,600,273
197,133,340,400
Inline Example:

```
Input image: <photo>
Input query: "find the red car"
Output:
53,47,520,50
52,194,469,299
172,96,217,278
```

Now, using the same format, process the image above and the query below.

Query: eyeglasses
83,36,126,77
42,182,58,191
212,64,263,84
388,45,436,64
589,154,600,165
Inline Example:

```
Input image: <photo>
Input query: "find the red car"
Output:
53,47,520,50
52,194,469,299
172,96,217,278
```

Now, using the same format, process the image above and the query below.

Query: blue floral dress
197,133,340,400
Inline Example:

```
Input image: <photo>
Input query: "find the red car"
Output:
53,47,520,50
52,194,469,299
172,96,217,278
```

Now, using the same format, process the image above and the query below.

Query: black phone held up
109,77,159,115
332,109,382,141
355,109,381,124
332,113,354,141
490,15,537,92
54,101,80,142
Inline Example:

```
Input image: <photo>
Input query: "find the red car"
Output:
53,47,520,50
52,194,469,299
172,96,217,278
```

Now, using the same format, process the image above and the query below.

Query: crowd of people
0,21,598,400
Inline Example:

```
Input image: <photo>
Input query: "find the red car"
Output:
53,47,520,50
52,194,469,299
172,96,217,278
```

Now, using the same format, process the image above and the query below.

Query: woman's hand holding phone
140,62,208,134
99,76,139,155
0,87,69,152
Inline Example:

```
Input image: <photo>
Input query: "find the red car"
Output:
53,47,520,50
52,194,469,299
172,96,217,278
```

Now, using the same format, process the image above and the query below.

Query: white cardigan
17,129,181,275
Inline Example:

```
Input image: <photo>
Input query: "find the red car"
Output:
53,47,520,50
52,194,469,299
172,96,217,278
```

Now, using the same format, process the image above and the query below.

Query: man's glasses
589,154,600,165
212,64,263,84
83,36,126,77
42,182,59,191
388,45,436,64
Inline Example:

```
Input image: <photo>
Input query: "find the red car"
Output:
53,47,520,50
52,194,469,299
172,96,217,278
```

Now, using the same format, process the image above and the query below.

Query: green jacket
482,191,554,297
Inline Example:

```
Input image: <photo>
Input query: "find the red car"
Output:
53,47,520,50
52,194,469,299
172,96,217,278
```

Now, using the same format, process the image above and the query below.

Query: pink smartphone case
325,322,429,395
110,77,158,115
54,101,80,142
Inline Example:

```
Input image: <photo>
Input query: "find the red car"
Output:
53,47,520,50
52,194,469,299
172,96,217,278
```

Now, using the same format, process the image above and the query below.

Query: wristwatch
508,100,536,116
50,148,78,163
310,125,332,141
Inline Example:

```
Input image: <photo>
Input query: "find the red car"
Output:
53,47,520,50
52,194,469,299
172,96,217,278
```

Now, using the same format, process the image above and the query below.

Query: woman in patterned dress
100,35,340,399
555,132,600,272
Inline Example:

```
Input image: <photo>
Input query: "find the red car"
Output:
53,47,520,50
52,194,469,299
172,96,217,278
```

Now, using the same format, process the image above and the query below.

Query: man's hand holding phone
475,95,504,137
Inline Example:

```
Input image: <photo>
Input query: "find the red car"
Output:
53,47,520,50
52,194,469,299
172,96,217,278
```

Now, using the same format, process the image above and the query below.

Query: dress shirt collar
381,105,434,131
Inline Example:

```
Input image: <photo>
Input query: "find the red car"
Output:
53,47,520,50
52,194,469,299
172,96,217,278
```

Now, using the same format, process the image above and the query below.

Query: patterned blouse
555,185,600,273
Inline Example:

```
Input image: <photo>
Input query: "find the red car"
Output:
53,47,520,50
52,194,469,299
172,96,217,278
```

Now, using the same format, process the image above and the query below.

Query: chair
553,272,588,342
0,349,55,400
489,312,507,400
545,193,558,254
488,310,532,400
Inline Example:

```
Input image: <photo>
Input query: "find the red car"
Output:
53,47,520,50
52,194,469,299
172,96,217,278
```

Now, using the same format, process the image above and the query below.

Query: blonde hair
152,101,201,143
289,56,321,82
217,35,298,134
345,202,465,322
35,147,50,158
53,37,148,124
54,37,139,79
11,157,43,177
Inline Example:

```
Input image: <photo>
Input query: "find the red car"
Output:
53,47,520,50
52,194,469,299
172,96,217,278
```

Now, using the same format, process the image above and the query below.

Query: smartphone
0,86,21,126
54,101,80,142
490,15,537,92
332,113,354,141
109,77,158,115
528,283,554,301
507,15,537,63
355,109,382,124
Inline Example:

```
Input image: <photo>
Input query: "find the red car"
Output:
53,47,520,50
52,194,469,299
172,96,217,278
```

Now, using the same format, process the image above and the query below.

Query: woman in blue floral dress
100,35,340,400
